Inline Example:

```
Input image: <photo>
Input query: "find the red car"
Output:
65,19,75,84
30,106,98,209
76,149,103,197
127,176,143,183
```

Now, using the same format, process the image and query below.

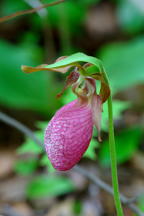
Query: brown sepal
57,71,79,98
91,73,110,103
22,56,76,74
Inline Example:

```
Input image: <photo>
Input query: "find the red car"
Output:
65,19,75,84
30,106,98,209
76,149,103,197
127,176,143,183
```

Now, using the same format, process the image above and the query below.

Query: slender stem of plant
100,66,124,216
0,0,64,23
107,95,124,216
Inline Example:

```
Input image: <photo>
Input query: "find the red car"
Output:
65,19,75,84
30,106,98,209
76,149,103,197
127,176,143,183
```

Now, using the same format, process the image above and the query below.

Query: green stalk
101,68,124,216
107,95,124,216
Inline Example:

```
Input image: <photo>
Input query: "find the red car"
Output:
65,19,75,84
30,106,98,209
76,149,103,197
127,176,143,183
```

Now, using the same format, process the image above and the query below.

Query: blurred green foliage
40,154,55,172
45,0,101,36
99,38,144,93
102,100,130,131
27,175,75,199
138,195,144,211
84,137,98,160
116,0,144,34
99,127,143,166
0,40,62,114
73,199,82,215
15,158,38,175
1,0,28,15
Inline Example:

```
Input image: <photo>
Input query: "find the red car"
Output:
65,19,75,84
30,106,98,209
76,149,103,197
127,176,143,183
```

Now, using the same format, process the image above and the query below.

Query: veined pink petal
44,100,93,171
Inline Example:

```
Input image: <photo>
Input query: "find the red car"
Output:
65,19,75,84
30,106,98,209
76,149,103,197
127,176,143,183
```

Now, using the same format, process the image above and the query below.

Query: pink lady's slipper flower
44,100,93,171
21,55,110,171
44,73,102,171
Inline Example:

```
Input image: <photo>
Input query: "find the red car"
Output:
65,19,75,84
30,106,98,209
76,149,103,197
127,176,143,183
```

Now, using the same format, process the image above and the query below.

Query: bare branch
73,166,144,216
0,0,64,23
24,0,48,18
0,111,143,216
0,112,43,147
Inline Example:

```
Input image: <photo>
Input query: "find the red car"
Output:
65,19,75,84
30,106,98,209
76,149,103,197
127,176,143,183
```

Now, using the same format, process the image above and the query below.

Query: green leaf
62,89,76,105
99,38,144,93
0,40,61,114
27,175,75,199
22,52,102,74
79,0,101,7
83,137,99,160
73,199,82,215
15,158,38,175
99,127,142,166
1,0,28,16
40,154,55,173
35,121,48,130
17,120,55,172
22,52,110,102
46,1,85,34
116,1,144,34
102,100,130,131
17,130,43,154
138,195,144,211
44,52,102,72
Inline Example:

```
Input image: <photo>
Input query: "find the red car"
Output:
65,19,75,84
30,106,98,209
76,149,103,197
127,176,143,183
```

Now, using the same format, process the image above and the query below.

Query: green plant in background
15,158,39,175
99,127,143,166
16,121,55,173
27,175,74,199
44,0,101,54
116,0,144,34
138,195,144,212
0,40,62,114
99,38,144,93
15,120,74,198
1,0,28,15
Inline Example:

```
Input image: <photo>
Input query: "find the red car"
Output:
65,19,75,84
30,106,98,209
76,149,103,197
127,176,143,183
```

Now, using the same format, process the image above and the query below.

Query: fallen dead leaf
0,151,16,178
12,202,33,216
44,198,74,216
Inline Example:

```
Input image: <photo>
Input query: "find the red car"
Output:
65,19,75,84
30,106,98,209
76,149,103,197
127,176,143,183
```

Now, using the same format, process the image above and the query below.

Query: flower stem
101,66,124,216
107,95,124,216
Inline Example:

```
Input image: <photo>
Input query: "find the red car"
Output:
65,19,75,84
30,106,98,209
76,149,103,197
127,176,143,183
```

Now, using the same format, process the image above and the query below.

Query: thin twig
73,166,144,216
0,111,143,216
0,0,64,23
0,112,43,147
24,0,48,18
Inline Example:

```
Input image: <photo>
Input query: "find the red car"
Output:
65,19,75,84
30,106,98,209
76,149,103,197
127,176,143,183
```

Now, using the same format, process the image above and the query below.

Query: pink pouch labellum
44,100,93,171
